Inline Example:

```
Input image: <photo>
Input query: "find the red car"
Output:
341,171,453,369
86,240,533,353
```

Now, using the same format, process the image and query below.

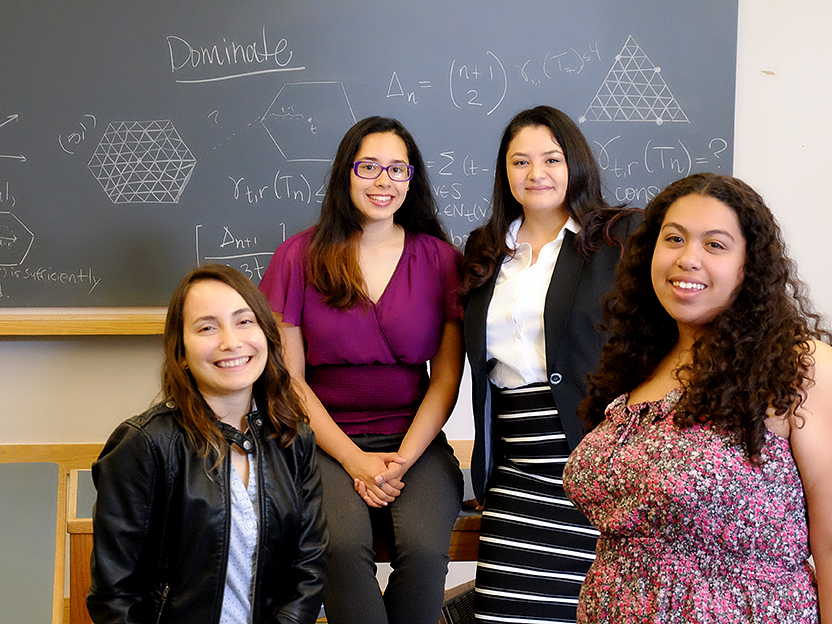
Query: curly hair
461,105,636,293
163,264,308,464
309,116,447,308
580,173,830,462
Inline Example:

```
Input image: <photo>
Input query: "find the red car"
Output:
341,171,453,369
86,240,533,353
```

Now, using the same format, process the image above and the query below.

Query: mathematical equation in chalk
595,135,730,203
195,223,285,283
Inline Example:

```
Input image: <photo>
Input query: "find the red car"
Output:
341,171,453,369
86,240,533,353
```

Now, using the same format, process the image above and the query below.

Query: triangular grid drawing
88,120,197,203
581,36,689,124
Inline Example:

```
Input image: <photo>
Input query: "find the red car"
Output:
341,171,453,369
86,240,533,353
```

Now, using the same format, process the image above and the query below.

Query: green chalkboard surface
0,0,737,306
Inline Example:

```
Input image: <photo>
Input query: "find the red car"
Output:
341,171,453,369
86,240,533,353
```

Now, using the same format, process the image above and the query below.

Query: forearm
792,341,832,621
813,543,832,621
396,320,463,470
397,379,460,469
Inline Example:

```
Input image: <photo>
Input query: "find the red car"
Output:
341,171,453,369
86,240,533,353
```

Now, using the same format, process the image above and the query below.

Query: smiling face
349,131,410,226
182,279,267,412
505,124,569,219
651,194,746,342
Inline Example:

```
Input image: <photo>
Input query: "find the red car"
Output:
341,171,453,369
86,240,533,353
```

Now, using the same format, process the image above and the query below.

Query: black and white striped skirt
474,383,598,623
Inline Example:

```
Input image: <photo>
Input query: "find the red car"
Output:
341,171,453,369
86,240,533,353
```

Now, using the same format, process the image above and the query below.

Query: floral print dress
563,389,819,623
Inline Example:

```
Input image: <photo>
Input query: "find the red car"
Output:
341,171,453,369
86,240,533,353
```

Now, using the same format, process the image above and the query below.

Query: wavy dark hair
580,173,830,461
162,264,308,464
309,116,448,308
461,105,636,292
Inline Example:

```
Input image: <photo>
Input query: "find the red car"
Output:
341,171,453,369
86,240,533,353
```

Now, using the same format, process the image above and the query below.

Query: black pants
318,432,463,624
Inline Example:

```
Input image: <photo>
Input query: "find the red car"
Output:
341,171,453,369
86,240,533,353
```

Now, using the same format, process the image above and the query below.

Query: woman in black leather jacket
87,264,328,624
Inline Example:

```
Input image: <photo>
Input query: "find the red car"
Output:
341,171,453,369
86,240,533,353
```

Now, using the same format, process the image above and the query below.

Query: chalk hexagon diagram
88,120,197,203
0,211,34,266
261,81,356,162
581,36,689,124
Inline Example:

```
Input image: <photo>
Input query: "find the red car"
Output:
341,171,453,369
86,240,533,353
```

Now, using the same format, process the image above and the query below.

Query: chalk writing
432,183,463,201
59,114,96,155
273,171,313,203
543,42,601,77
167,27,304,83
229,176,270,204
441,198,491,223
425,149,493,224
261,82,356,162
0,266,101,294
0,211,33,266
427,151,491,177
227,172,315,205
195,223,284,283
448,228,469,249
594,135,730,181
449,51,507,116
386,72,433,104
221,226,258,250
0,114,25,162
0,181,16,208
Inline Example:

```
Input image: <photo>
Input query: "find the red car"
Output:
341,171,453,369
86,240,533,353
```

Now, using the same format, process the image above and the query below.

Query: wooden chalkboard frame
0,309,166,335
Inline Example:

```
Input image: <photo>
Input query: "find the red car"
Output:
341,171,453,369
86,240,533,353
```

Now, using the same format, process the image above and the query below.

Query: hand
355,476,404,508
374,457,409,487
344,451,405,508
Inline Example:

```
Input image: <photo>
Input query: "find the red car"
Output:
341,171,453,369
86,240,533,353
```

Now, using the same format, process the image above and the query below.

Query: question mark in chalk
709,138,728,168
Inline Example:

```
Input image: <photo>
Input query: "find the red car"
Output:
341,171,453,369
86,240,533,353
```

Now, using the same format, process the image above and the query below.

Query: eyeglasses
352,161,414,182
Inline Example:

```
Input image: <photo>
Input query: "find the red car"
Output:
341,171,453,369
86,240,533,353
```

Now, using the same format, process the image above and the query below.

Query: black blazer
463,213,641,501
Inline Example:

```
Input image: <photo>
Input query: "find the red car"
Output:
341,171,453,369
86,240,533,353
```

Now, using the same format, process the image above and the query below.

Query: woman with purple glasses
259,117,464,624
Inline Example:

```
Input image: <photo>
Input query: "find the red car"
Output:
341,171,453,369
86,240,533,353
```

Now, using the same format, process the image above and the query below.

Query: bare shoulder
809,339,832,372
789,339,832,438
802,340,832,403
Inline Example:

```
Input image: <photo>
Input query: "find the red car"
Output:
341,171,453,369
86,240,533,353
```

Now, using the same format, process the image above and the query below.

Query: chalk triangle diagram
581,36,688,124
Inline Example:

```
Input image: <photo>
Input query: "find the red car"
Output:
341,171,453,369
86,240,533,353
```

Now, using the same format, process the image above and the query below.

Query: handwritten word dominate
167,28,303,83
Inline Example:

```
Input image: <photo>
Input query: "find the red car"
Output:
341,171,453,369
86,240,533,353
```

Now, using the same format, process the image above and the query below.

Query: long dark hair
162,264,307,463
580,173,830,461
461,105,635,292
309,116,448,308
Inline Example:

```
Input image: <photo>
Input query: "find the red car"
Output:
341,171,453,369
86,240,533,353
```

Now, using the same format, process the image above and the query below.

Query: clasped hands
345,450,408,508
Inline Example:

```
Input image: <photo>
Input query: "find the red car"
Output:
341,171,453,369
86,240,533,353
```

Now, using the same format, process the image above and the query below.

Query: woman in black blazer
461,106,640,623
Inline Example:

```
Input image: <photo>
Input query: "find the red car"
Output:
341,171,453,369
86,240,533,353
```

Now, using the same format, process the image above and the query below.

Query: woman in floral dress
563,173,832,622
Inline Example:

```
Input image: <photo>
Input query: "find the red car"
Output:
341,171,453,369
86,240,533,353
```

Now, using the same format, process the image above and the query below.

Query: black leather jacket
87,401,328,624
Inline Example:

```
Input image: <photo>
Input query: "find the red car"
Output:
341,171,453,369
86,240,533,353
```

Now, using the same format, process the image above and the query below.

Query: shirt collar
505,216,581,250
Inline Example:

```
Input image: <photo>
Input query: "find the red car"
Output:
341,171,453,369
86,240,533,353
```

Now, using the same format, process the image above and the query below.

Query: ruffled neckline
605,387,683,426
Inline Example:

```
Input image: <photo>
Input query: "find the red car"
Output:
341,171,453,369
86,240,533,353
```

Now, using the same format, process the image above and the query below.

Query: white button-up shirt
486,216,580,389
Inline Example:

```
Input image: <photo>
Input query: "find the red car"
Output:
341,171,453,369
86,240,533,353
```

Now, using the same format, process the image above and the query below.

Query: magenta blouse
259,227,463,435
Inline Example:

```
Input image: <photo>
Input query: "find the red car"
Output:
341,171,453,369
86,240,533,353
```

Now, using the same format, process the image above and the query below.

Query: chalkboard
0,0,737,307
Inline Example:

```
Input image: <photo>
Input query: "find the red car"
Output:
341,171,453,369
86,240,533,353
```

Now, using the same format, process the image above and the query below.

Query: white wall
733,0,832,319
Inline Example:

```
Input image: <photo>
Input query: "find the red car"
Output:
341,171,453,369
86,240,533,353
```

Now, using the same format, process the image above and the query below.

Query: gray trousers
318,431,463,624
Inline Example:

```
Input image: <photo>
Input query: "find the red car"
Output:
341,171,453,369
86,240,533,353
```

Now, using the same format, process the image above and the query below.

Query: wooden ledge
0,308,166,335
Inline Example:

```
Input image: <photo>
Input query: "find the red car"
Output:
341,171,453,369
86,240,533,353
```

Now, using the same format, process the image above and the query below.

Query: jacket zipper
154,583,170,624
